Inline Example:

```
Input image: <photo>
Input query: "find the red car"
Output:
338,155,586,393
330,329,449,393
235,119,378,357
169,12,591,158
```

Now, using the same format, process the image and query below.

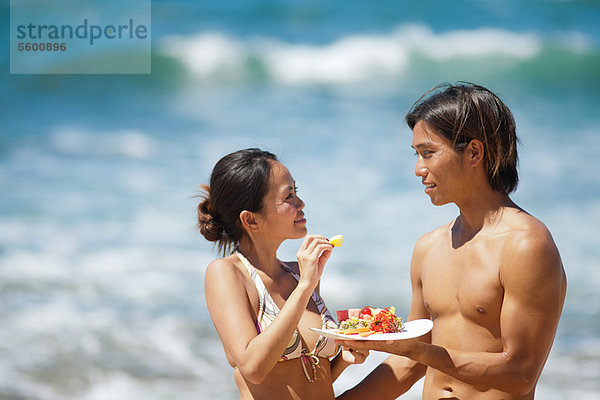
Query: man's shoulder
500,209,563,276
503,208,554,245
414,220,453,251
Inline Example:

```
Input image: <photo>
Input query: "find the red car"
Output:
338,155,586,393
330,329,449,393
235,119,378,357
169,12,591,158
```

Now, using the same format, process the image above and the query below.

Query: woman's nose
296,195,305,210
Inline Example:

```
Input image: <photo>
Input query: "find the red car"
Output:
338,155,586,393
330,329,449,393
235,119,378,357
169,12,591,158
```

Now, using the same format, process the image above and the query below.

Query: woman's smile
294,214,307,224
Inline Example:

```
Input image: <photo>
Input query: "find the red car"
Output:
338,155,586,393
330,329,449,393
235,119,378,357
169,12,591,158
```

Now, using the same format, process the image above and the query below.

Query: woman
199,148,367,399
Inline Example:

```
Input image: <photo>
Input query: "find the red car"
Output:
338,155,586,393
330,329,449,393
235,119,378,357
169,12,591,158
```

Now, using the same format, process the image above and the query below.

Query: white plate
311,319,433,341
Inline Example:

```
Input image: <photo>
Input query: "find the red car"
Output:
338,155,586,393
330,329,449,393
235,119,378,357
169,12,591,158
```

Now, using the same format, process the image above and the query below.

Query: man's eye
414,150,432,157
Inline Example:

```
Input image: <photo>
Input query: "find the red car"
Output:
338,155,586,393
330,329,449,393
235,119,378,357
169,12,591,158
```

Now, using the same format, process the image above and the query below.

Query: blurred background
1,0,599,399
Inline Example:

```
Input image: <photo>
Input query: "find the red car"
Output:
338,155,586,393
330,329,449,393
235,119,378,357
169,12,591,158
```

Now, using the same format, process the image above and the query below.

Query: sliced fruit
329,234,344,247
336,309,349,322
347,308,361,319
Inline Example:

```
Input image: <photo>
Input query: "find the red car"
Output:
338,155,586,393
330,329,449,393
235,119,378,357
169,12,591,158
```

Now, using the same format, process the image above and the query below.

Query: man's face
411,120,467,206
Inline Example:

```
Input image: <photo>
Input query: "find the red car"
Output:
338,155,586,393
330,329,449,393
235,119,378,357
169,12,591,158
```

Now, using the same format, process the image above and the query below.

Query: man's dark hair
406,83,519,194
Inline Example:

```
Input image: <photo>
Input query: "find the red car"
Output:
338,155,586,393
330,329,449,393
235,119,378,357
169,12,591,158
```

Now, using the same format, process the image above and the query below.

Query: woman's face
412,120,468,206
256,161,307,240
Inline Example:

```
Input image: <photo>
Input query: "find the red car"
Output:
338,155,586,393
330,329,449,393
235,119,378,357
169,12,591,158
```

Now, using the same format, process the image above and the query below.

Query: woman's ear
239,210,259,233
467,139,485,167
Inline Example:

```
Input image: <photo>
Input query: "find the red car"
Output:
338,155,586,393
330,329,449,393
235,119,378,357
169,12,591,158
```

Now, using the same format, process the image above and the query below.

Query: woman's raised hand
296,235,334,289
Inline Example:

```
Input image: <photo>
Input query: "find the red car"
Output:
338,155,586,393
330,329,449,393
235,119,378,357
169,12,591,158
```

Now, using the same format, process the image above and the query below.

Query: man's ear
467,139,485,167
239,210,259,232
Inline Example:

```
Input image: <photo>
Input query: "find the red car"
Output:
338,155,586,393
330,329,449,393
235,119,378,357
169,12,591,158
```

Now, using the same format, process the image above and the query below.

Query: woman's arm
205,235,334,384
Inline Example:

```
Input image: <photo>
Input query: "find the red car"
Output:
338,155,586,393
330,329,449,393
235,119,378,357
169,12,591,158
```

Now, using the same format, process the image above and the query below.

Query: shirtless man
338,83,567,400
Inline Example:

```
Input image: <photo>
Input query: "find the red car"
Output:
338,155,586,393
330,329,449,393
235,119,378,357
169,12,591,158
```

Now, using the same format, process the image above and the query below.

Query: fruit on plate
336,308,359,321
336,306,403,336
329,234,344,247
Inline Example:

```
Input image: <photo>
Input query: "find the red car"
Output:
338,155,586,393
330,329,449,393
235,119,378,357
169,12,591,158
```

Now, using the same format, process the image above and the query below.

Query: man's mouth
424,183,436,193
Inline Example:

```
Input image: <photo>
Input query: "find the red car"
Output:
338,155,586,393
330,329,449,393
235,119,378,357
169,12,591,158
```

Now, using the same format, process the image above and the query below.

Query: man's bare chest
420,242,504,326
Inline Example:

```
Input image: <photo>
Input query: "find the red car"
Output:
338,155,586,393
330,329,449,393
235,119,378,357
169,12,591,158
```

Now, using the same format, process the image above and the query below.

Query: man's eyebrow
411,142,433,149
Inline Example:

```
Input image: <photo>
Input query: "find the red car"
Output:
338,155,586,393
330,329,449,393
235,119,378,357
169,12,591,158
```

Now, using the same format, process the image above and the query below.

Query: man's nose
415,158,427,177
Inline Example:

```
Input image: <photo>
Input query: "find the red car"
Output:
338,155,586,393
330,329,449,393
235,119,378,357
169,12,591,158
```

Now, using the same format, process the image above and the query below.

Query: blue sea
1,1,599,399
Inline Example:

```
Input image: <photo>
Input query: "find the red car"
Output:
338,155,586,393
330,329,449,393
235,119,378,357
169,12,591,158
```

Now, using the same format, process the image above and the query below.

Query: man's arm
337,236,431,399
337,354,427,400
354,227,567,395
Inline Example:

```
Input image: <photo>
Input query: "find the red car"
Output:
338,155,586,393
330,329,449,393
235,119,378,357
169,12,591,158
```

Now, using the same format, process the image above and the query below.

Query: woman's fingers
298,235,332,260
296,235,335,286
316,244,333,267
305,235,329,252
297,234,318,255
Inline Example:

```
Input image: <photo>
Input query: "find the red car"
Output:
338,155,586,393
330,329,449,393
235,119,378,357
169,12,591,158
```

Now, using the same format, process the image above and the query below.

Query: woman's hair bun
197,185,227,242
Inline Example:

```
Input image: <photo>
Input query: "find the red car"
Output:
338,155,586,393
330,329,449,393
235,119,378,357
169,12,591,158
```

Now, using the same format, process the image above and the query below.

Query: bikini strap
235,251,278,328
235,250,255,275
278,261,332,320
279,261,340,359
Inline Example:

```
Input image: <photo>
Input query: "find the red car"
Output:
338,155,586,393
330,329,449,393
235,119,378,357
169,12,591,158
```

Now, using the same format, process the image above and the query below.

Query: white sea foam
403,25,540,61
159,24,555,84
555,31,594,53
0,240,218,398
50,127,158,159
261,34,409,84
160,32,246,79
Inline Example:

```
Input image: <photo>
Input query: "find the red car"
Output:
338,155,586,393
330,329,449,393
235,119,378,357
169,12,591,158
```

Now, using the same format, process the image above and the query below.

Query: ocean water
1,1,600,399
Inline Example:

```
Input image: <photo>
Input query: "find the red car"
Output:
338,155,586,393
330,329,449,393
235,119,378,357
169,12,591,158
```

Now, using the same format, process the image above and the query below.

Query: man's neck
454,187,515,241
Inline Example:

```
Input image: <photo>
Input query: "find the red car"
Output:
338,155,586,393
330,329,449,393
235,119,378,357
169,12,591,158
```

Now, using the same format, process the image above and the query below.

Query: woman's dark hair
197,148,278,256
406,83,519,194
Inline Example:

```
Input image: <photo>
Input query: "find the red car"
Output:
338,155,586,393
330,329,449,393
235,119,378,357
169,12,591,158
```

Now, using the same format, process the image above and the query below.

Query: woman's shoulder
205,254,246,282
